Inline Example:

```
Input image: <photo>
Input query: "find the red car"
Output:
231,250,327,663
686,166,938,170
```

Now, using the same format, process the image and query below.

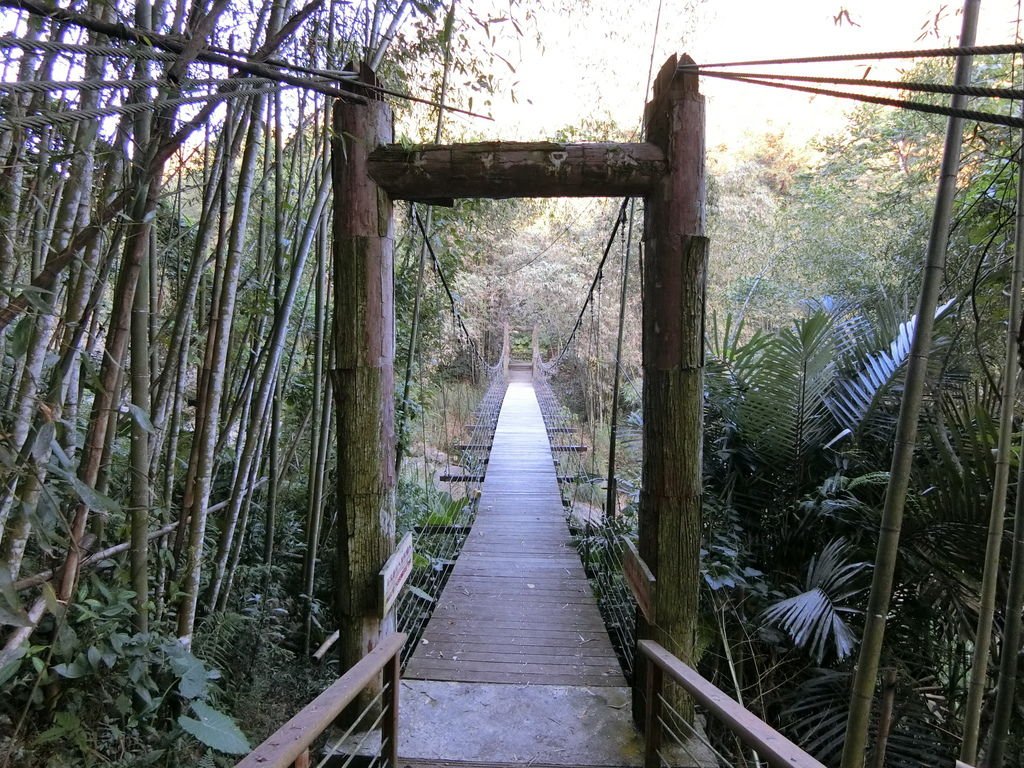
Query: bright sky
446,0,1023,156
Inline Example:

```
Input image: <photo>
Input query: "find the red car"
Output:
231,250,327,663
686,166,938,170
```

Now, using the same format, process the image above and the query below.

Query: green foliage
178,701,250,755
0,576,247,767
761,538,868,664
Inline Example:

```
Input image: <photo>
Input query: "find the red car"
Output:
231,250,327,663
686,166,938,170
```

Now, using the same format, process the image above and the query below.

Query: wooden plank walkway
405,377,623,688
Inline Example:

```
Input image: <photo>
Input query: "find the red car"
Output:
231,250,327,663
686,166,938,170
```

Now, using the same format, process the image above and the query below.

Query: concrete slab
399,680,643,767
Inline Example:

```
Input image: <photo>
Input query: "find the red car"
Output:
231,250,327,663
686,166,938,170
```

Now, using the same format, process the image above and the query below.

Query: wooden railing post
382,648,400,767
644,652,664,768
638,640,826,768
235,634,406,768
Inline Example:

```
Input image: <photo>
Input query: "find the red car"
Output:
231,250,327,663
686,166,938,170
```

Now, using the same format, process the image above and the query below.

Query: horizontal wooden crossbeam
368,141,667,200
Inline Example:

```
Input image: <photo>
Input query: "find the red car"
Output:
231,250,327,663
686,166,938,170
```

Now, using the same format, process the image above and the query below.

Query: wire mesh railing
392,365,507,667
532,369,639,682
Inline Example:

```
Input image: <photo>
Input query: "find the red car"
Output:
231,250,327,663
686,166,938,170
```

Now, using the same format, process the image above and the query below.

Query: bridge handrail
638,639,825,768
235,632,407,768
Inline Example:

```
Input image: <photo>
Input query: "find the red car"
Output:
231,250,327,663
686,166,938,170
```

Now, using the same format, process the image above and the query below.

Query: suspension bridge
4,0,1017,758
227,40,1011,767
236,357,817,768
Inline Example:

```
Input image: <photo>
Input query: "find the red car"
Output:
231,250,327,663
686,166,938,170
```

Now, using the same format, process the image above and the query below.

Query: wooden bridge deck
404,377,623,687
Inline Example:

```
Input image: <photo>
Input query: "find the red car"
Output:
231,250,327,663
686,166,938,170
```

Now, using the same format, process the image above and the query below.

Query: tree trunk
177,98,264,646
209,163,332,610
960,100,1024,765
129,209,153,632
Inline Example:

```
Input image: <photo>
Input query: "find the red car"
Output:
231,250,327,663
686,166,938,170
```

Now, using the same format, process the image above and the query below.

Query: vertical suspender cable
395,0,456,477
605,200,634,518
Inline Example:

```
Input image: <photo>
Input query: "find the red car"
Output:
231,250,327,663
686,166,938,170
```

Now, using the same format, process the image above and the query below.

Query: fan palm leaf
761,537,868,663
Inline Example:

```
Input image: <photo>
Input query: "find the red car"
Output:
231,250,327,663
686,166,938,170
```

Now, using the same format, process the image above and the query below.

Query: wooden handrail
638,640,825,768
236,632,406,768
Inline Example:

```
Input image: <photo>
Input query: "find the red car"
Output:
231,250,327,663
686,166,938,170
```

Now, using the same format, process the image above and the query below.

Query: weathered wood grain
331,91,396,703
368,141,667,200
637,52,706,725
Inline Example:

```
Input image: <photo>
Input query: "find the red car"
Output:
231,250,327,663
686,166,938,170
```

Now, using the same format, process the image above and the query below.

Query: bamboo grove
0,0,509,761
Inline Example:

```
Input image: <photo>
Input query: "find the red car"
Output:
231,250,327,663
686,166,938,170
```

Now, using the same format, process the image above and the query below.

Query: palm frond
779,668,851,763
828,298,956,440
761,538,868,663
743,313,838,480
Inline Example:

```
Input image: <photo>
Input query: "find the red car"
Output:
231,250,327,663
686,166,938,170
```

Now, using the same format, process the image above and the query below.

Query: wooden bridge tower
332,55,706,722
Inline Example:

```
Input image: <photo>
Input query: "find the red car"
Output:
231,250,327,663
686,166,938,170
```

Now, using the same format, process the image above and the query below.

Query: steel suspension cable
0,81,286,132
605,199,635,518
701,71,1024,129
700,70,1024,100
549,198,630,367
679,41,1024,70
0,0,362,99
0,37,179,61
1,2,493,119
413,211,486,366
0,75,274,95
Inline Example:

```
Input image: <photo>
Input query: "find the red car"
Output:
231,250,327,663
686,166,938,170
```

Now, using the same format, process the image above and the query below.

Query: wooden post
382,648,400,766
531,324,540,377
643,654,664,768
331,72,397,710
501,321,510,379
635,54,706,726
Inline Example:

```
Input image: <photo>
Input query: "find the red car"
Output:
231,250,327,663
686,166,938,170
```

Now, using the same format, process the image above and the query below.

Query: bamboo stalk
841,2,980,764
